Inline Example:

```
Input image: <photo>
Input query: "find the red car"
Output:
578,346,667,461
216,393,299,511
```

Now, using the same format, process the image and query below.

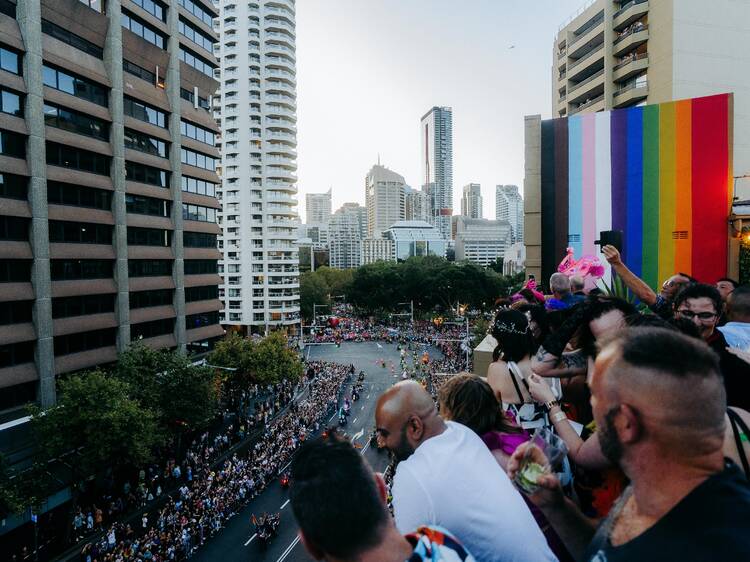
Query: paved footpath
192,340,441,562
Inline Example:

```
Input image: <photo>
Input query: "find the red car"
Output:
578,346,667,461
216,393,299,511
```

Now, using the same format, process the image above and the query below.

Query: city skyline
294,0,584,220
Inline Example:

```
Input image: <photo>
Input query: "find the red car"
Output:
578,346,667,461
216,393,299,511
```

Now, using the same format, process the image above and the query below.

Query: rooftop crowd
289,245,750,561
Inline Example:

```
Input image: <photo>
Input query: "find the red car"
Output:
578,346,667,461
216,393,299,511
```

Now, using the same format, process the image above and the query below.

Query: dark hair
668,316,703,339
439,374,523,435
672,283,722,315
677,272,699,284
729,285,750,318
625,313,673,330
578,297,636,357
514,303,549,345
518,288,544,304
290,433,387,558
718,277,739,288
491,309,535,362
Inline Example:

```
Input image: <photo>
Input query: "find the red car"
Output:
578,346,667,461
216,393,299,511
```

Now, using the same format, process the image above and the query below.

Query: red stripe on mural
691,94,730,282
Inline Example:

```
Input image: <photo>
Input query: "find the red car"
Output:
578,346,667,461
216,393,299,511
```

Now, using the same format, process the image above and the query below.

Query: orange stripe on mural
674,100,692,275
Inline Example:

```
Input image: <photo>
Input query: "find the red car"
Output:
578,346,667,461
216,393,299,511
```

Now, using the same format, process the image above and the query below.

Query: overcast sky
295,0,585,220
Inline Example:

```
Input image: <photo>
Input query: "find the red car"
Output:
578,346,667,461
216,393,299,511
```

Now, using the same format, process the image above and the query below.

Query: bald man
375,381,557,562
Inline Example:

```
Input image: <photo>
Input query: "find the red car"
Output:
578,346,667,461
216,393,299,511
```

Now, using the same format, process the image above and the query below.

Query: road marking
367,394,370,399
280,499,290,510
244,533,257,546
280,459,292,473
353,417,357,424
276,535,301,562
361,405,365,410
328,411,336,422
352,428,364,442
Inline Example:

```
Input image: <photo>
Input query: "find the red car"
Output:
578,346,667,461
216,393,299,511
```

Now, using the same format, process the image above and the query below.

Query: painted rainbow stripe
540,93,733,288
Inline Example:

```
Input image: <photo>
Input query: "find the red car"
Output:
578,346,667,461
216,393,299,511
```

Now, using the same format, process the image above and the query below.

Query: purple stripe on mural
610,109,628,247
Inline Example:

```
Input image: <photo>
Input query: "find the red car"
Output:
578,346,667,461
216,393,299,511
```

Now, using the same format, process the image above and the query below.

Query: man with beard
375,381,557,562
508,328,750,561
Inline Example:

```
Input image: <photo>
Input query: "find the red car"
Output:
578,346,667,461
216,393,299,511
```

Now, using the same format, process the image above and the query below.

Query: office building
328,202,366,269
420,106,453,239
553,0,749,195
461,183,482,219
0,0,224,419
404,185,429,222
215,0,300,334
383,221,447,261
496,184,524,243
361,238,394,265
365,164,405,238
305,188,331,224
503,242,526,276
454,217,512,266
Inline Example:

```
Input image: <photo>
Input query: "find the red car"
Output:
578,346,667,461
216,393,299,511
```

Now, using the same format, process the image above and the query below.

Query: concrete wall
523,115,542,281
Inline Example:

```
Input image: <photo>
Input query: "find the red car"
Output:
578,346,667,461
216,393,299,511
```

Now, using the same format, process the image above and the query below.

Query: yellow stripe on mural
674,100,692,275
658,102,676,283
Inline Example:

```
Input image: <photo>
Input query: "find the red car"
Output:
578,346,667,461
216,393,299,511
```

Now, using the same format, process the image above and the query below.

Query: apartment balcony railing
614,51,648,70
568,44,603,70
614,0,648,20
568,68,604,93
614,23,648,44
570,92,604,114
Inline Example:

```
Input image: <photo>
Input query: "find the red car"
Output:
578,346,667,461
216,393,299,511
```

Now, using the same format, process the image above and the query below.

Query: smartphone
595,230,623,253
528,274,535,281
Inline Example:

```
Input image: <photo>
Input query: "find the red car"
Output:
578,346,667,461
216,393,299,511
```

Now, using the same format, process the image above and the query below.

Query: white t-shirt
392,421,557,562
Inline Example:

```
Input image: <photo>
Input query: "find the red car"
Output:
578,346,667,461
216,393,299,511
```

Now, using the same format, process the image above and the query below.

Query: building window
186,311,219,330
129,288,172,309
183,231,216,248
125,193,170,217
185,285,218,302
0,0,17,19
0,173,26,201
179,18,215,52
123,96,167,128
128,259,172,277
78,0,103,12
124,128,167,157
181,148,216,171
127,227,171,247
121,10,166,49
181,176,216,197
0,216,28,241
0,88,22,117
51,259,112,280
125,161,168,187
130,0,166,21
0,300,32,325
131,318,173,340
123,59,158,86
180,119,215,146
184,259,217,275
49,220,112,245
178,0,214,27
182,203,216,223
54,328,116,356
0,259,31,282
41,19,103,59
46,142,110,175
47,181,112,210
0,341,34,368
179,47,215,77
0,45,20,75
43,103,109,140
0,130,25,158
42,65,108,107
180,88,209,110
52,294,115,318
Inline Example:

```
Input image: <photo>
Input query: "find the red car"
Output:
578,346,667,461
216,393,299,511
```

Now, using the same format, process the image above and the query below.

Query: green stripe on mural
641,104,660,289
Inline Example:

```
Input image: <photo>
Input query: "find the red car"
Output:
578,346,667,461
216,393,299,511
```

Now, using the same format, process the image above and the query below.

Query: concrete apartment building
552,0,749,195
305,188,331,224
361,238,393,265
214,0,300,335
420,106,453,240
454,217,513,267
328,202,366,269
496,184,524,243
461,183,482,219
365,163,405,238
404,185,429,222
0,0,223,422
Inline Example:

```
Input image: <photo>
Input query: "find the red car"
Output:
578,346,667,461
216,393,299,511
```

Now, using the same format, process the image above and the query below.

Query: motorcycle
339,414,347,426
279,472,290,489
253,513,280,551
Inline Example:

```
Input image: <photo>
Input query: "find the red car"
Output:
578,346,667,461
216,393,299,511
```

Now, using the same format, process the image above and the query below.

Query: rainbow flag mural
540,93,733,288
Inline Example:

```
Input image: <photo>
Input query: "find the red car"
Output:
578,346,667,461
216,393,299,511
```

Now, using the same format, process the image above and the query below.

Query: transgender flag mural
539,93,733,289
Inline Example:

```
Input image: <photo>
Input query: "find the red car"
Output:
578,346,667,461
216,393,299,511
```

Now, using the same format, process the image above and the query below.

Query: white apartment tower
215,0,300,335
366,165,406,238
329,203,367,269
420,107,454,240
461,183,483,219
404,186,429,222
496,185,524,244
306,188,332,224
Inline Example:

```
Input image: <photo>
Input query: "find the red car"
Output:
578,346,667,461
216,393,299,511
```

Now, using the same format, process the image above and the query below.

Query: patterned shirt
406,526,476,562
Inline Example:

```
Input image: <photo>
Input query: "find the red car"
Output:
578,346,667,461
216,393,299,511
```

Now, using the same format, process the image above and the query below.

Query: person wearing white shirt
376,381,558,562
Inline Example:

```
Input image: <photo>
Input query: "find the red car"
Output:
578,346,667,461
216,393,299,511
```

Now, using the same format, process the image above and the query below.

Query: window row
181,176,216,197
131,318,173,340
181,147,216,171
183,203,216,223
178,0,214,27
130,288,172,309
43,64,108,107
122,10,166,49
49,220,112,245
126,193,170,217
127,226,172,247
44,103,109,140
179,47,215,78
0,341,34,368
0,129,25,158
126,161,169,188
186,311,219,330
0,173,27,200
130,0,166,21
0,88,22,117
0,300,32,325
179,18,215,52
124,96,167,128
180,119,215,146
0,259,31,283
128,259,171,277
52,293,115,319
41,19,103,59
185,285,218,302
47,142,110,176
47,181,112,210
0,216,28,241
54,327,116,356
0,45,20,75
183,231,216,248
124,128,167,157
123,59,157,86
184,259,217,275
51,259,112,280
180,87,210,110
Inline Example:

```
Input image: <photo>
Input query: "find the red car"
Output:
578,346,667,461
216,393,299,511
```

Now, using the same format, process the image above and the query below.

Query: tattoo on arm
560,350,587,370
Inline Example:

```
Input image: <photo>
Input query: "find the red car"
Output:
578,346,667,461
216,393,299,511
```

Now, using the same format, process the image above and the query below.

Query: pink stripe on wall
581,113,597,257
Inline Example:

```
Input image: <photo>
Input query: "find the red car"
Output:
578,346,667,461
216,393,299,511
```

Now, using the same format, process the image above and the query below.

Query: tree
488,257,504,274
300,271,330,322
247,331,303,385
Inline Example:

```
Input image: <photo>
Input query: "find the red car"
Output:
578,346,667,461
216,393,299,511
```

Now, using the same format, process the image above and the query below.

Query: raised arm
532,305,589,378
601,245,657,306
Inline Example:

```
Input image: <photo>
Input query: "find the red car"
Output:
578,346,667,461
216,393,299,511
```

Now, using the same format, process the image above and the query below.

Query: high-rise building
384,221,448,261
329,203,366,269
461,183,482,219
420,106,453,239
552,0,749,194
0,0,224,419
496,185,524,243
404,186,429,222
305,188,331,224
361,238,394,265
455,217,513,266
215,0,300,335
365,164,405,238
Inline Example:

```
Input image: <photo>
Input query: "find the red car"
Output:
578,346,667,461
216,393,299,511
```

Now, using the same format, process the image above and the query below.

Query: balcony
568,15,604,59
613,81,649,108
567,44,604,80
613,23,649,57
265,18,295,36
613,52,649,82
614,0,649,31
568,68,604,104
570,93,605,115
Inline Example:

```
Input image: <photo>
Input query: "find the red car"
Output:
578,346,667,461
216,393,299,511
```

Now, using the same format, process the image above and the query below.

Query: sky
295,0,585,220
